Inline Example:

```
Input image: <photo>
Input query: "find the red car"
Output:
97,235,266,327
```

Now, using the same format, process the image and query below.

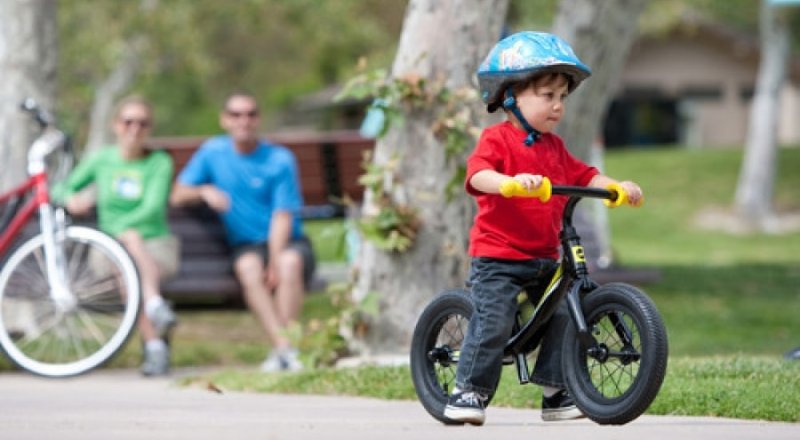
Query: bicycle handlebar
499,177,642,208
19,98,74,179
20,98,56,129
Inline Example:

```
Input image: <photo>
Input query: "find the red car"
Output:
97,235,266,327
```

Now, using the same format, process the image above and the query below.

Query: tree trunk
734,0,789,232
81,0,157,153
84,37,146,152
551,0,649,268
0,0,58,190
347,0,509,357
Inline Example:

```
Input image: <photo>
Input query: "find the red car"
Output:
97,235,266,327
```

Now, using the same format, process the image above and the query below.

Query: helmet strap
502,88,540,146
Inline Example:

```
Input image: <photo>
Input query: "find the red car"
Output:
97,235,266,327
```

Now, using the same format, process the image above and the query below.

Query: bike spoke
66,240,91,284
75,277,125,305
75,308,119,342
433,313,467,395
438,314,466,347
63,314,92,360
586,310,642,398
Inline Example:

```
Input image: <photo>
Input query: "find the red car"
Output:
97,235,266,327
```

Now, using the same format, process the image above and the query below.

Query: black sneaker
443,391,486,425
541,389,585,421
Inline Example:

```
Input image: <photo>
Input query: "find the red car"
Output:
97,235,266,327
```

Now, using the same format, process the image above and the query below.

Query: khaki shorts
88,234,180,282
143,234,181,281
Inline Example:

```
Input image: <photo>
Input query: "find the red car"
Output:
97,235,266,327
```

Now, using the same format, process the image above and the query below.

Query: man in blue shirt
171,92,314,372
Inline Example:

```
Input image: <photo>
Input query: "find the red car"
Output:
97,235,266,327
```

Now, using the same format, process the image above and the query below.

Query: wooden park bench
148,130,373,304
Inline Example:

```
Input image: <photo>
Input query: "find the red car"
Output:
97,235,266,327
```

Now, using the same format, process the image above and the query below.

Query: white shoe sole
444,405,486,425
541,405,585,421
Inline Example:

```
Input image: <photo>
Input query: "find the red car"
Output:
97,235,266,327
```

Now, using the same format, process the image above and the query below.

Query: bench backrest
150,130,374,215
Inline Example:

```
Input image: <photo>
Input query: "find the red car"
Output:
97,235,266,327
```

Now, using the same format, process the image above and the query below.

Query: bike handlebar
499,177,642,208
19,98,74,179
20,98,56,129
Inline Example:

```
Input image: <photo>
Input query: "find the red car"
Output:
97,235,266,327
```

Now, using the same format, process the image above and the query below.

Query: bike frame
0,126,73,308
0,171,50,255
504,185,620,384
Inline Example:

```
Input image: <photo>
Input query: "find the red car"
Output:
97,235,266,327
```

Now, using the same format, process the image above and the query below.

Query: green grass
605,146,800,266
183,355,800,422
303,218,349,263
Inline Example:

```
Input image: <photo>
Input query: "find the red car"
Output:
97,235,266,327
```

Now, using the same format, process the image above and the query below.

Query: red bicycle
0,99,140,377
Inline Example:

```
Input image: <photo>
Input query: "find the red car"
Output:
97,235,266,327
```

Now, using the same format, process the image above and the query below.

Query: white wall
619,35,799,147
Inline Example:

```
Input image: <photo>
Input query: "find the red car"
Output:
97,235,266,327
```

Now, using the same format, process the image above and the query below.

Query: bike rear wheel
410,289,475,425
562,282,668,425
0,226,140,377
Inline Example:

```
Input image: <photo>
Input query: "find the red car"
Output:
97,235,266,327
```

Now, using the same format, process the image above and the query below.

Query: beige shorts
143,234,181,281
88,234,181,282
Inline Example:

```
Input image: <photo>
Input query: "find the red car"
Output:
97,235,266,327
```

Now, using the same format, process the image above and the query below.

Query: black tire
562,282,668,425
410,289,475,425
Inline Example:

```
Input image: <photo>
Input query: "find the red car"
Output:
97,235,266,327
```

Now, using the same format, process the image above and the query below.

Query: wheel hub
587,343,610,362
428,346,457,367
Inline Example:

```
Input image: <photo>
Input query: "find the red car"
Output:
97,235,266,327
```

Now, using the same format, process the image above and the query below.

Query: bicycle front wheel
0,226,140,377
562,282,668,425
410,289,477,425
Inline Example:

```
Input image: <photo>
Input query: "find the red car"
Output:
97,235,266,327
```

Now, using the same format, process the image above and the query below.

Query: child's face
511,74,570,134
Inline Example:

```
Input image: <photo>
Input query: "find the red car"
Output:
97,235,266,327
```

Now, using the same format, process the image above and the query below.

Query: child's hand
619,181,643,206
512,173,545,192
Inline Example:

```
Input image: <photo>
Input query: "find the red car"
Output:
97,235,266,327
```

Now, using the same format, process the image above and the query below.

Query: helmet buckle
502,95,516,110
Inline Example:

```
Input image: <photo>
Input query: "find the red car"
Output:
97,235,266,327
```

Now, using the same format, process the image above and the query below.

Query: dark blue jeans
455,257,568,395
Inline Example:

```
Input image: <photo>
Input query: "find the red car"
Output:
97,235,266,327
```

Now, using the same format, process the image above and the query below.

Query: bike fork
39,204,74,310
565,282,595,350
514,352,530,384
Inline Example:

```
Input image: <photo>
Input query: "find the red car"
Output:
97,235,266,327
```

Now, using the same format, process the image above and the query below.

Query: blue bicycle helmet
477,32,591,145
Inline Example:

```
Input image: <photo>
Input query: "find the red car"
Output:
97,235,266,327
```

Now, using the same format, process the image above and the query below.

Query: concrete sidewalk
1,368,797,440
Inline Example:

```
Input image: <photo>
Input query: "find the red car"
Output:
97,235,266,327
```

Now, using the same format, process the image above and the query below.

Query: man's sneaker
141,345,170,377
260,352,283,373
784,347,800,360
280,348,303,372
443,391,486,425
260,348,304,373
149,302,177,341
541,389,585,421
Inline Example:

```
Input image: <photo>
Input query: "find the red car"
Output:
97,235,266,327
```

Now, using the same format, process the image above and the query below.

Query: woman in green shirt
61,96,179,376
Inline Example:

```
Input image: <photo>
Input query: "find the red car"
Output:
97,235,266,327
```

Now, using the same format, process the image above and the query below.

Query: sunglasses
225,109,259,119
121,118,152,129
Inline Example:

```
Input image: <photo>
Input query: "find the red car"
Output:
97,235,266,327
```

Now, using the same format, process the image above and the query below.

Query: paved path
1,368,798,440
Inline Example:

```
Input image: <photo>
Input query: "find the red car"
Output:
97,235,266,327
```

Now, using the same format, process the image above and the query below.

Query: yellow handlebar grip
498,177,551,202
603,182,627,208
538,177,552,203
499,179,520,198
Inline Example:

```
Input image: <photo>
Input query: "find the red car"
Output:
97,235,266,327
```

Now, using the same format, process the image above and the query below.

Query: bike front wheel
410,288,475,425
0,226,140,377
562,282,668,425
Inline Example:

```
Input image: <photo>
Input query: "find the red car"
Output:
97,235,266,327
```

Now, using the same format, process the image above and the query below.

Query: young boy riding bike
444,31,643,425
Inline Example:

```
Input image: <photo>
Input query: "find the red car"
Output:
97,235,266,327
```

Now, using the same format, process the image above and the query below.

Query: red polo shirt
466,121,599,260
